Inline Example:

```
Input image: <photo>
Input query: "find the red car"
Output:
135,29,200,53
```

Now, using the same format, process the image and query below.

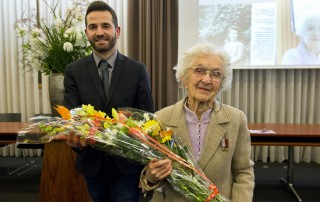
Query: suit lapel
85,55,105,102
175,122,193,150
198,112,227,168
165,99,193,150
199,102,230,168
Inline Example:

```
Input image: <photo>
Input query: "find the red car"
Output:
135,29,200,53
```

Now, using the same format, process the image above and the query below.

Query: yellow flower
93,110,106,118
142,120,161,137
82,104,95,115
103,122,111,129
112,108,119,122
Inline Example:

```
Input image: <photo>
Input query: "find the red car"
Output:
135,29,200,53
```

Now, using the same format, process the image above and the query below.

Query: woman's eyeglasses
191,65,224,81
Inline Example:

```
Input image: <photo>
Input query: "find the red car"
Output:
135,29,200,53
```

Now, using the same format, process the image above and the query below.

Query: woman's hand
146,158,173,183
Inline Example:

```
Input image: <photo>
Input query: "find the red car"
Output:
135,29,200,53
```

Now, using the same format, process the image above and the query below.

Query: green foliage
15,0,92,75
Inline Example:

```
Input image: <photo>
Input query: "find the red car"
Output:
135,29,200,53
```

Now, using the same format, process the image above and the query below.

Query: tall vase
48,73,64,117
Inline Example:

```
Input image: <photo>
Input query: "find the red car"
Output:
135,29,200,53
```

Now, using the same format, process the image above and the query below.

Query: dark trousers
85,158,140,202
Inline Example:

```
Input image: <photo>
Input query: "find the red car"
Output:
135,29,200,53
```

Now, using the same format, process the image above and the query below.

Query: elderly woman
140,43,255,202
282,15,320,65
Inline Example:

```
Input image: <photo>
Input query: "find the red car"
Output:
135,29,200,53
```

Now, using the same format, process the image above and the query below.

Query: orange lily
54,105,71,120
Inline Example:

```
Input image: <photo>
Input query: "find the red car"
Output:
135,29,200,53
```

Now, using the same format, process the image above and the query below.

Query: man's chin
94,46,111,53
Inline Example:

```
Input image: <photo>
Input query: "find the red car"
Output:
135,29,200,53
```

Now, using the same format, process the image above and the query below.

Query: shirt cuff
140,166,161,192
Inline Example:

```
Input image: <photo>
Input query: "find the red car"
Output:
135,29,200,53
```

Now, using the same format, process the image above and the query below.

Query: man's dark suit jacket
64,52,154,178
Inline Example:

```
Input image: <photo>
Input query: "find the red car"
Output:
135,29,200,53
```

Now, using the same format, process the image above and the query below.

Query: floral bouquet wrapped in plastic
18,104,229,202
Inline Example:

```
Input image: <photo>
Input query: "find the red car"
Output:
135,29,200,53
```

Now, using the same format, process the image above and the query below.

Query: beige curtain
0,0,45,157
126,0,179,111
223,69,320,163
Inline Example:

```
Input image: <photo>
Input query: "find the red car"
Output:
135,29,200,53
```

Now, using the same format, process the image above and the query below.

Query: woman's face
183,55,223,104
229,29,239,41
301,20,320,48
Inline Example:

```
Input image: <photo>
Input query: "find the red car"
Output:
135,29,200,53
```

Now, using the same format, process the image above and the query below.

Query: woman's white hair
296,15,320,38
174,43,233,92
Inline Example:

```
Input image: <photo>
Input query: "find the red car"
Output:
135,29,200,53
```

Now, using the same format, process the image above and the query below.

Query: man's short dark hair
85,1,118,27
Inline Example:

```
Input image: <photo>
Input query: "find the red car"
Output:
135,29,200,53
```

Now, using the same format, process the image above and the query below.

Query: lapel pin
221,137,229,151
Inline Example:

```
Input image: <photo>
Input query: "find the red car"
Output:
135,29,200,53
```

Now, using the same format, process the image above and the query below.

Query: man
63,1,154,201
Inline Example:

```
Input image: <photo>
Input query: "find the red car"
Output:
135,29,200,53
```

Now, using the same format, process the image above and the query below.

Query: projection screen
178,0,320,69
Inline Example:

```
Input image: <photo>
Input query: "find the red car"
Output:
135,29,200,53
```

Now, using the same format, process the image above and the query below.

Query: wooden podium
39,141,91,202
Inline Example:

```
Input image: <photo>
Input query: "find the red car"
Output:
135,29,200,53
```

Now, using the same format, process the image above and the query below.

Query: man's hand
66,131,89,149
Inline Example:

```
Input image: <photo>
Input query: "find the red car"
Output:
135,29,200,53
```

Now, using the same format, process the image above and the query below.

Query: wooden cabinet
39,141,91,202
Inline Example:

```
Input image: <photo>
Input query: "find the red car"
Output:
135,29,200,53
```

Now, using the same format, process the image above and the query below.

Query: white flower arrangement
15,0,92,75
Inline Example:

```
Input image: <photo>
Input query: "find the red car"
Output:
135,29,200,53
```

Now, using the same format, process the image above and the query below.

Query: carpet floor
0,157,319,202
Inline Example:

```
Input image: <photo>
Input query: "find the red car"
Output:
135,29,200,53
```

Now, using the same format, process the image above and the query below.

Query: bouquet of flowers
15,0,92,75
18,105,229,202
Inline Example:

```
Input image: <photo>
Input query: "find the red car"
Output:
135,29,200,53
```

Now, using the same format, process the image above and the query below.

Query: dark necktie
100,60,110,97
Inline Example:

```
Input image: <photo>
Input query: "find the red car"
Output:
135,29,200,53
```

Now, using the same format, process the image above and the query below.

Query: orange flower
54,105,71,120
160,130,173,143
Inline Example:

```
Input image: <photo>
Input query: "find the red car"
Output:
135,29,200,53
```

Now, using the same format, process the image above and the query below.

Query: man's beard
89,34,117,53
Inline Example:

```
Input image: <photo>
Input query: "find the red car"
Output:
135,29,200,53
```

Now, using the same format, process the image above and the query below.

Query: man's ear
84,29,89,40
116,26,121,39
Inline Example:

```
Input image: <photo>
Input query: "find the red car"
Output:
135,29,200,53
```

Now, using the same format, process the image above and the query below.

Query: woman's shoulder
221,103,239,111
282,47,303,65
156,100,185,120
156,105,175,119
221,104,246,117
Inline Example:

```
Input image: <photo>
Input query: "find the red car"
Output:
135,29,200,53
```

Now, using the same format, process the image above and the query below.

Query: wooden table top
1,122,320,146
0,122,26,134
0,122,41,144
248,123,320,146
248,123,320,137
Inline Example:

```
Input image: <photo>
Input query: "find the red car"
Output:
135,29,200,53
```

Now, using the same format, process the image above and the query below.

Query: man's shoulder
68,55,92,66
118,52,145,67
80,55,93,62
65,55,93,73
